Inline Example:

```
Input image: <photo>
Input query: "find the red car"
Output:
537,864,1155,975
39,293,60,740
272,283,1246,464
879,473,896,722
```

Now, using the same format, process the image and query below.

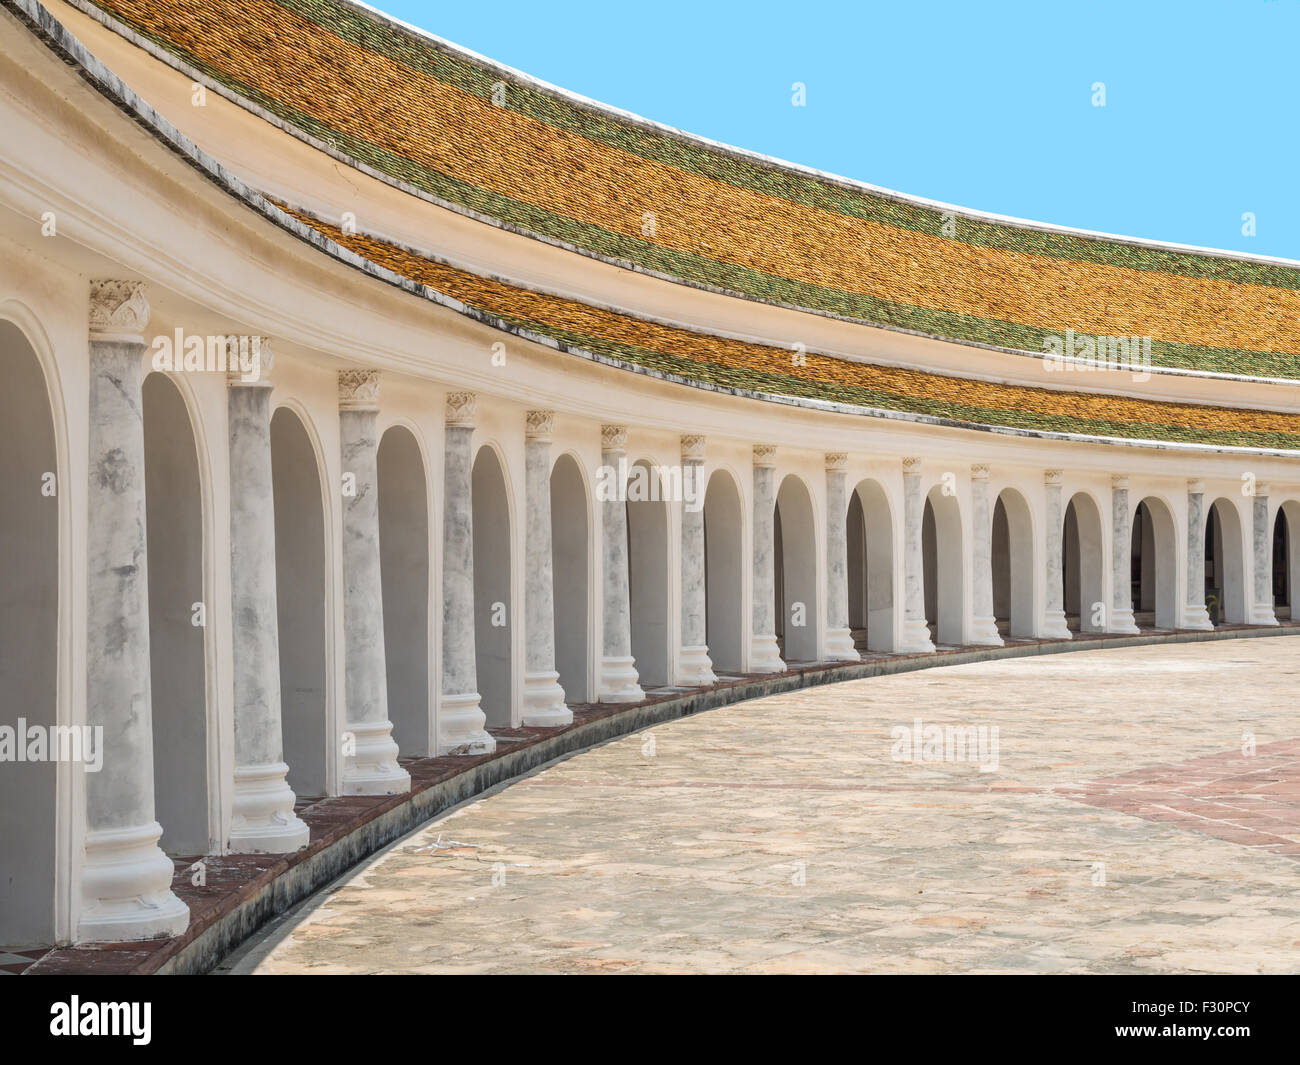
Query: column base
824,627,861,662
1182,604,1214,631
437,691,498,755
748,634,786,673
522,670,573,727
899,617,936,654
676,645,718,686
599,655,645,702
78,821,190,943
342,719,411,795
1249,605,1280,627
968,615,1004,646
229,761,310,853
1107,607,1140,634
1041,611,1072,641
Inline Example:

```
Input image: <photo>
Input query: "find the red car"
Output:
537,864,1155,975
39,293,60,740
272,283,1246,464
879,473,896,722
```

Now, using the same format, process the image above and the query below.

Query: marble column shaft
227,340,309,850
521,412,572,724
1184,481,1213,630
80,280,189,942
823,454,859,661
899,459,936,652
1042,471,1071,639
968,465,1002,646
1252,485,1279,625
677,435,717,684
598,426,644,700
749,445,785,671
439,392,496,753
338,371,409,793
1109,476,1140,633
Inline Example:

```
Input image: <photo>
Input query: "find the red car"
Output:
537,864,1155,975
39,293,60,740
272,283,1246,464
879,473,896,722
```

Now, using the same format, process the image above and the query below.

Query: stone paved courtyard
233,637,1300,974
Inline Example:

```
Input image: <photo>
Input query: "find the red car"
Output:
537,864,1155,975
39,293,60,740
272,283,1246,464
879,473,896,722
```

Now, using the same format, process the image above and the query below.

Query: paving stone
231,637,1300,974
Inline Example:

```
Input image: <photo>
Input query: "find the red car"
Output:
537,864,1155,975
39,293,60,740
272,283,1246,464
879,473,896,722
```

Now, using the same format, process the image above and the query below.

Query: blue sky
375,0,1299,261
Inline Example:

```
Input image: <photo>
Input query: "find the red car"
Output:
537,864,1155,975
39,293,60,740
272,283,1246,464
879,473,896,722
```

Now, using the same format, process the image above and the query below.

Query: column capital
89,280,150,343
338,369,380,411
753,444,777,468
525,410,555,442
1044,469,1064,486
824,452,848,472
226,336,274,387
970,463,990,480
681,434,706,462
1187,478,1206,494
1256,483,1271,498
601,424,628,453
903,456,923,475
445,390,477,428
1111,475,1130,491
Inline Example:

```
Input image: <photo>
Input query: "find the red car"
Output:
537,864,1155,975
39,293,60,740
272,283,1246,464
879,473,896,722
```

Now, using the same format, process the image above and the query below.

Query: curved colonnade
1,0,1299,949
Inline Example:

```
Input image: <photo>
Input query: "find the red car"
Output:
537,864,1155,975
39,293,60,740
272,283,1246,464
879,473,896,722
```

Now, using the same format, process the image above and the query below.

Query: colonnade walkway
217,635,1300,975
17,629,1297,974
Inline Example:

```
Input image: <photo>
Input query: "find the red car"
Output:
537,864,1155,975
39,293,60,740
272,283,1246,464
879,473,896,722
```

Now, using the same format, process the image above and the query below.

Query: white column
1251,484,1279,626
1184,479,1213,630
338,371,409,793
900,457,937,652
227,339,309,851
1042,470,1072,640
749,444,786,671
79,280,189,943
439,392,496,754
676,434,717,684
521,411,572,725
968,463,1002,646
1109,475,1140,633
824,452,860,661
598,425,644,701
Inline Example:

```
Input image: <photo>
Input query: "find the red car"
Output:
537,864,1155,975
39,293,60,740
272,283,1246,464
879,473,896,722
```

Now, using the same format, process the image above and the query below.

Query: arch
991,488,1036,638
0,320,58,946
1275,501,1300,622
1063,492,1105,633
923,486,965,646
551,452,590,702
472,444,513,727
271,406,330,797
142,372,210,855
1206,498,1247,625
627,458,670,687
703,467,744,673
847,478,895,652
378,425,430,755
775,474,818,663
1131,496,1178,630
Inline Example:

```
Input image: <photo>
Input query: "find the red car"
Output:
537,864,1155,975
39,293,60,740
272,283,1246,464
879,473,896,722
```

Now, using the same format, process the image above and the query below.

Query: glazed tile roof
278,204,1300,450
81,0,1300,385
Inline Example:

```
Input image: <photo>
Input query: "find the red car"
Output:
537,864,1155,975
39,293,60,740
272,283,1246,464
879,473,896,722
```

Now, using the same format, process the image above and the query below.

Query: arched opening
1206,499,1246,625
922,486,965,646
271,407,329,798
703,468,744,673
142,373,209,855
378,426,429,755
1131,497,1177,630
1275,502,1300,622
774,475,818,663
1063,493,1105,633
627,458,670,688
0,322,58,947
991,489,1036,639
550,453,589,702
846,479,895,652
472,446,513,727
